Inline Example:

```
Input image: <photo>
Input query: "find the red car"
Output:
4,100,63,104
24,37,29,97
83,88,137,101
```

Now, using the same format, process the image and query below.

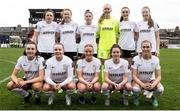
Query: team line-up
6,4,164,108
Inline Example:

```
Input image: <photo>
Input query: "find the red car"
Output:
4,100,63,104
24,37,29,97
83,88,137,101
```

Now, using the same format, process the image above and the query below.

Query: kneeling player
43,43,76,105
6,41,44,104
76,44,101,104
101,44,132,106
132,40,164,107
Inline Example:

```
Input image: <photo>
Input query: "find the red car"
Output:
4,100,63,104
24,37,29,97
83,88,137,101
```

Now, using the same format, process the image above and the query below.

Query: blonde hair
98,4,111,24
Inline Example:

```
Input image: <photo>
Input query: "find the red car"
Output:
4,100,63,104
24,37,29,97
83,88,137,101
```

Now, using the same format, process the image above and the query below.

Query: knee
6,81,14,91
132,86,141,94
126,83,132,91
43,84,51,91
101,83,109,91
77,84,86,93
32,84,42,91
67,82,76,90
93,83,101,92
156,84,164,95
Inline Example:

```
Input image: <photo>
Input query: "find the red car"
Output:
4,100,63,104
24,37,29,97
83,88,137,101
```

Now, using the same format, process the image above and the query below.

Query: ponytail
98,13,105,24
148,15,154,28
119,16,123,22
61,8,72,25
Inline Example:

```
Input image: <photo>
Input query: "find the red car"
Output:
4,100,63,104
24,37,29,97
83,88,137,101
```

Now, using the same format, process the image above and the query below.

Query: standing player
132,40,164,107
6,41,44,104
118,7,138,65
32,9,58,60
97,4,119,82
101,44,131,106
43,43,76,105
76,44,101,104
58,8,78,61
136,6,160,57
118,7,138,96
77,9,98,57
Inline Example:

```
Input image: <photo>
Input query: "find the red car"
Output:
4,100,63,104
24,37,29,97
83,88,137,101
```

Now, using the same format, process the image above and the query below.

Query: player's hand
156,50,160,57
54,84,61,90
19,80,27,87
86,82,93,90
114,83,119,90
149,83,156,90
117,83,123,90
14,79,21,87
141,83,148,90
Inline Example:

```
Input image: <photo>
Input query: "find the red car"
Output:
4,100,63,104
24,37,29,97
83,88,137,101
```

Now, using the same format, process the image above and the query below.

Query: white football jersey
77,57,101,82
104,58,130,83
136,21,159,52
58,21,78,52
35,21,58,53
77,24,98,54
132,55,160,83
45,55,73,83
118,21,138,50
15,56,44,80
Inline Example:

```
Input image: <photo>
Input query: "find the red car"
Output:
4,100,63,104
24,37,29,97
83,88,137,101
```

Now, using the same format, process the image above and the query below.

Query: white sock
34,91,41,98
11,88,29,97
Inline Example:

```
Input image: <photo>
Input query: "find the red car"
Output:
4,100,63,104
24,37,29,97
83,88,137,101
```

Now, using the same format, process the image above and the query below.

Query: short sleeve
15,56,23,69
34,22,41,32
131,56,139,69
38,57,45,70
154,22,160,32
76,60,83,71
104,60,109,73
95,59,101,72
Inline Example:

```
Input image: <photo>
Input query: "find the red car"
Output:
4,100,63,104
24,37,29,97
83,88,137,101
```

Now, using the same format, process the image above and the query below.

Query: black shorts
121,49,136,58
23,78,32,90
151,52,156,56
39,52,53,60
64,52,77,61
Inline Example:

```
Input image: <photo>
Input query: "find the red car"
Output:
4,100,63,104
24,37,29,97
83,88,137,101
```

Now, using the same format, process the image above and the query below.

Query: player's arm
31,31,39,43
91,72,99,84
24,69,44,84
155,30,160,56
119,72,128,86
11,68,20,85
96,24,100,44
151,69,161,89
134,22,139,41
77,70,88,85
76,33,81,43
55,32,60,43
59,63,73,87
115,19,120,42
134,31,139,41
104,72,115,86
132,68,146,89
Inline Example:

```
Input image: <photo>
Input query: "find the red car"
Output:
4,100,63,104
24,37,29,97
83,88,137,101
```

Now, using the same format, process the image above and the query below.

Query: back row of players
6,4,163,108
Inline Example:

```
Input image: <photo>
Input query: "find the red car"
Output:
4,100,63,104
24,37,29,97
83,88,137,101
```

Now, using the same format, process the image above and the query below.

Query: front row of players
6,40,164,107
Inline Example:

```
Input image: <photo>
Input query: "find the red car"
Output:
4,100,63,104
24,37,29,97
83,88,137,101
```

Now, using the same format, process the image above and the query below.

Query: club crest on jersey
23,64,27,66
108,66,113,69
82,65,85,69
63,64,67,70
51,66,55,69
120,65,124,69
137,64,142,67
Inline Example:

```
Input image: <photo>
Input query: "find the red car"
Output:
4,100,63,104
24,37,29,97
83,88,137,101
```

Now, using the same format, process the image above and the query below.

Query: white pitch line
0,59,16,84
0,76,11,84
